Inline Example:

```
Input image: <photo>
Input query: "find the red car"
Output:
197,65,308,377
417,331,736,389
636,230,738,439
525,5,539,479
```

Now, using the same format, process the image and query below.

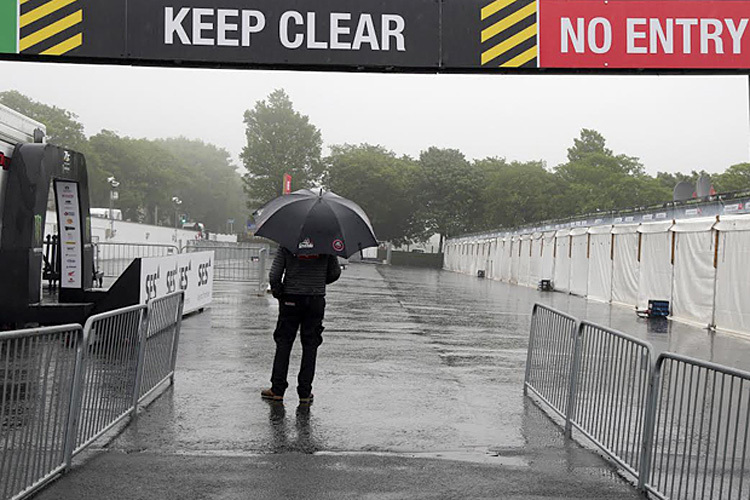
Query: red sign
282,173,292,194
539,0,750,68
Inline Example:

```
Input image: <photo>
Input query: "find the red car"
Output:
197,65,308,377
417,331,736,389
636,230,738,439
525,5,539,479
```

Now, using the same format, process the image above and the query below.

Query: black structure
0,143,107,325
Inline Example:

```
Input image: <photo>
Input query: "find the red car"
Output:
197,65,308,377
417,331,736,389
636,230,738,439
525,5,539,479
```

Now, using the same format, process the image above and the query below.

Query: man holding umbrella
262,248,341,403
255,189,378,403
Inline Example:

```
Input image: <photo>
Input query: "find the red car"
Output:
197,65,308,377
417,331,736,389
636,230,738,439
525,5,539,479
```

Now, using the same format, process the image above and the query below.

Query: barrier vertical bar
524,303,539,396
170,292,185,383
131,308,149,417
565,321,583,436
639,355,662,492
63,328,86,471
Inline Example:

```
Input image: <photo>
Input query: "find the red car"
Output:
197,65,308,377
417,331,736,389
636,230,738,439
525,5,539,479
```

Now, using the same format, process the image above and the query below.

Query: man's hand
271,285,283,299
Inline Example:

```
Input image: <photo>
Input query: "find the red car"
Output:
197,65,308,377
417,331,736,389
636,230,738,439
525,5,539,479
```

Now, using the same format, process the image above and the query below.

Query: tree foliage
241,89,323,208
323,144,426,245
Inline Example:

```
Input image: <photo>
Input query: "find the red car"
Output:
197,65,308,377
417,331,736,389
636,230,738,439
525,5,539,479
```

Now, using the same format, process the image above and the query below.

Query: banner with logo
1,0,749,70
140,251,214,314
54,180,83,289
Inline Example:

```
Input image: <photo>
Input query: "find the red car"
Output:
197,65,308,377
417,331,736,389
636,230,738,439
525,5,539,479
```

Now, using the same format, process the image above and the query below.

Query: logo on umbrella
298,238,314,249
332,239,345,252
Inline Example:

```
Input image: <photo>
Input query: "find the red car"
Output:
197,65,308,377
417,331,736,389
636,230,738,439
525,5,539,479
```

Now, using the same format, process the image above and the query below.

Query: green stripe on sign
0,0,18,54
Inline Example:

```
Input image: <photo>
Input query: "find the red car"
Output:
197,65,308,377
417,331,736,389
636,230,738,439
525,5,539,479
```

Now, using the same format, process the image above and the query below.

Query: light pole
107,176,119,239
172,196,182,228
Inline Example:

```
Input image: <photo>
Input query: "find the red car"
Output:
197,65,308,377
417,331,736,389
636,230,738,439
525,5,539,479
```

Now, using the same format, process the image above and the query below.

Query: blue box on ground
648,300,670,317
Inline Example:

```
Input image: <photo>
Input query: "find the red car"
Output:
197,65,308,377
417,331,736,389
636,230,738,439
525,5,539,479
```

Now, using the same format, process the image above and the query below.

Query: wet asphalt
35,262,750,499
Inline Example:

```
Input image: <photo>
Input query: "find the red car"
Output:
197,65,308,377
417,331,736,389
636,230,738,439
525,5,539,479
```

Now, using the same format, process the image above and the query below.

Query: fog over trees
3,89,748,243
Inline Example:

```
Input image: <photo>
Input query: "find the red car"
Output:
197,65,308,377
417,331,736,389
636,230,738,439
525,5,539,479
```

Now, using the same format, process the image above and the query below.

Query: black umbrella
254,189,378,258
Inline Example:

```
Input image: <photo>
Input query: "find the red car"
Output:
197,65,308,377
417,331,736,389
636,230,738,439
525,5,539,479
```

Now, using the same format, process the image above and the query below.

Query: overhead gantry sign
1,0,749,71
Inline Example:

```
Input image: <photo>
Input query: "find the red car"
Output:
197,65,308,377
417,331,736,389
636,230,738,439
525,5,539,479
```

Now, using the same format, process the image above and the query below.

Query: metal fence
184,241,269,290
73,305,146,453
526,304,750,499
0,292,184,500
0,324,82,500
523,303,578,420
95,242,179,278
570,322,652,478
641,353,750,500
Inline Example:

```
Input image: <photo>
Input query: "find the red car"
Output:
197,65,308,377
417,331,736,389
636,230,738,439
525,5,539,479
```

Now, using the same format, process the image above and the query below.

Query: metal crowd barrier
0,292,184,500
523,303,578,421
526,303,750,499
641,353,750,500
0,324,83,500
570,322,652,478
73,305,146,453
184,241,269,291
95,242,179,278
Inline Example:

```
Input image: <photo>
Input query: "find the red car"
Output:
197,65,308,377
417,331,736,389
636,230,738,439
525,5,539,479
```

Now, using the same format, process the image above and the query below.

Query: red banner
282,173,292,194
539,0,750,68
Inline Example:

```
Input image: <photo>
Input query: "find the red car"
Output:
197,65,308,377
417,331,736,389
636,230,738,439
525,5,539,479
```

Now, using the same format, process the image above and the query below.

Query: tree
0,90,87,151
476,157,559,229
323,144,426,245
157,137,247,232
554,129,670,214
241,89,323,208
713,163,750,193
417,147,483,252
87,131,186,223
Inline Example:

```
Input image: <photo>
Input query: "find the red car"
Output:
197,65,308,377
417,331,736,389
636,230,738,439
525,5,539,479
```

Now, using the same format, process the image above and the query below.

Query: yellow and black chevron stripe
19,0,83,56
481,0,537,68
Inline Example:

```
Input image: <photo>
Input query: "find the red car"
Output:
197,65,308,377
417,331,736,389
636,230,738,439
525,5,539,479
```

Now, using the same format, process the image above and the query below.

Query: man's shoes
298,393,314,404
261,388,283,401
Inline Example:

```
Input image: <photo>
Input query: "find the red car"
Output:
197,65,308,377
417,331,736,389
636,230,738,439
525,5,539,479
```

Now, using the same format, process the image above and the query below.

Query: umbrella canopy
254,189,378,258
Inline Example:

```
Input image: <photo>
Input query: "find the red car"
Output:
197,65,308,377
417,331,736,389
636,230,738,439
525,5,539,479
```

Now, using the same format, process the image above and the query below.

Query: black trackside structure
254,189,377,259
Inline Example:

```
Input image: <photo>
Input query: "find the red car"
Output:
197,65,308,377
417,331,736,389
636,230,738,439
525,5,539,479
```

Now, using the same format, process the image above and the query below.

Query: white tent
510,235,520,283
500,236,512,281
518,234,532,286
611,224,640,307
587,225,613,303
529,232,544,287
569,227,590,297
636,221,674,311
540,231,556,280
553,229,571,293
671,217,717,328
714,216,750,335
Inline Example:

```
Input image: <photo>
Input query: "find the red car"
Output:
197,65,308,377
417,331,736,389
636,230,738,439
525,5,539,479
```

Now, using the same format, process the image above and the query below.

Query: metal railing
183,241,269,291
73,305,146,453
95,242,179,278
0,292,184,500
525,304,750,499
0,324,83,500
137,293,184,401
570,322,653,478
641,353,750,500
523,303,578,421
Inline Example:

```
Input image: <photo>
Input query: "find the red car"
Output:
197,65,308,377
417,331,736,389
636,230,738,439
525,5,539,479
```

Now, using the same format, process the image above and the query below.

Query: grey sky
1,60,748,176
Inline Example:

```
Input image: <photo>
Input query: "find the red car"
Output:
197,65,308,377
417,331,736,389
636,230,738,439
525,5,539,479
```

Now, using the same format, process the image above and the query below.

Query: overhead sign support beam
1,0,749,73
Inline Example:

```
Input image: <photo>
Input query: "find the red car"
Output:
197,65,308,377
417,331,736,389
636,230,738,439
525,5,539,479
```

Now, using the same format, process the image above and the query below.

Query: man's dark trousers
271,294,325,397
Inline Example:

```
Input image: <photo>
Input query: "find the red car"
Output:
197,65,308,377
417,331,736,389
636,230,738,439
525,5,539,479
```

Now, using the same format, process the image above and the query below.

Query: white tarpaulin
554,229,571,293
637,221,673,310
529,232,543,287
541,231,556,280
671,218,717,327
569,228,589,297
519,234,532,286
510,236,520,283
501,237,512,281
611,225,640,307
714,217,750,335
587,226,613,303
